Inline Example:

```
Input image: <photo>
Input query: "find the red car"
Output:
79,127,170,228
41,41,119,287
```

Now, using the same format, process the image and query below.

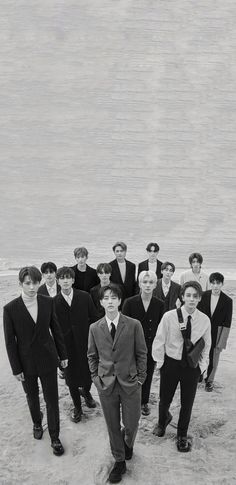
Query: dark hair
189,252,203,265
181,281,202,298
56,266,75,280
96,263,112,274
161,261,175,272
74,247,88,258
41,262,57,274
146,242,160,252
209,272,224,284
19,266,42,284
99,283,122,301
112,241,127,252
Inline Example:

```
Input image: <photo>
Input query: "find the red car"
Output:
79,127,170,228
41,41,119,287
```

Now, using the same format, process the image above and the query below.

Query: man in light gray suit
88,283,147,484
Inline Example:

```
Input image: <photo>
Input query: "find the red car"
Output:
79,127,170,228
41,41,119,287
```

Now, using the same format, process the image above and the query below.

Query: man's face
147,246,158,262
58,274,74,292
98,271,111,286
100,290,121,313
162,265,174,281
114,246,126,262
191,258,201,272
43,269,56,286
210,280,223,296
20,276,40,297
182,286,201,312
139,276,156,294
76,255,87,266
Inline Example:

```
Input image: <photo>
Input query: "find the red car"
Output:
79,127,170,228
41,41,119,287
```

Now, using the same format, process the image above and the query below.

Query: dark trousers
22,371,59,441
68,386,82,410
99,381,141,462
159,356,201,437
141,352,155,405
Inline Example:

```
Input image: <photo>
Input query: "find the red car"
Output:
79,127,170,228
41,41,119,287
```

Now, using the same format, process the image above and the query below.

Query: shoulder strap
176,307,184,323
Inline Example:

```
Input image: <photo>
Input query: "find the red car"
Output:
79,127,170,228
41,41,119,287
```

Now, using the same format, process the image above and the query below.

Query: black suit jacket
38,282,60,296
198,290,233,348
137,259,163,280
3,294,67,376
153,279,182,312
90,284,105,319
109,259,136,300
122,294,164,353
71,264,99,293
54,289,98,387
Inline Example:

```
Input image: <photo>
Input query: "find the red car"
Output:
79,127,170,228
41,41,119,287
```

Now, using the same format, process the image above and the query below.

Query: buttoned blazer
153,279,182,312
3,294,67,376
88,313,147,395
38,282,60,296
137,259,163,280
122,295,164,352
53,289,98,386
109,259,136,300
71,264,99,293
198,290,233,347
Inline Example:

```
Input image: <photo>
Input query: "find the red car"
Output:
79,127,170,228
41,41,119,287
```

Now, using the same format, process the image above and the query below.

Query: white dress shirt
148,261,157,274
105,312,120,332
46,281,57,297
162,279,171,297
152,306,211,374
180,269,210,291
118,261,126,283
210,294,219,316
61,289,74,306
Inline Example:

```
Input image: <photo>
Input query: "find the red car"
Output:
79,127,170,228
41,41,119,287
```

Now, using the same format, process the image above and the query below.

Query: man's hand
15,372,25,382
60,359,68,369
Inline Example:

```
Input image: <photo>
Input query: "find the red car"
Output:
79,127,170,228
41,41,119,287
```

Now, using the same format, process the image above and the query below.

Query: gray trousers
98,381,141,462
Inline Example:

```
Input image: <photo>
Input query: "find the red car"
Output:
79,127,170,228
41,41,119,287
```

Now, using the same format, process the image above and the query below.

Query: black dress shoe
177,436,191,452
70,407,82,423
205,381,214,392
153,412,172,437
33,411,43,440
51,439,64,456
80,389,96,408
141,403,151,416
121,429,133,460
108,461,126,483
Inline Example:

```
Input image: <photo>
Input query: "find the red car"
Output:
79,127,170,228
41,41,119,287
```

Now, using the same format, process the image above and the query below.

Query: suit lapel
212,291,224,318
100,317,113,343
113,314,126,344
114,259,123,285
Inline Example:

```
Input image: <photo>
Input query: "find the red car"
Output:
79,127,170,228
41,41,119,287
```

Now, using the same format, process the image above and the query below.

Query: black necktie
110,322,116,341
181,315,192,367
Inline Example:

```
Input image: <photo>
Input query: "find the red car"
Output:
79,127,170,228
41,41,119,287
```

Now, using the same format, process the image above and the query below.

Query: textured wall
0,1,236,269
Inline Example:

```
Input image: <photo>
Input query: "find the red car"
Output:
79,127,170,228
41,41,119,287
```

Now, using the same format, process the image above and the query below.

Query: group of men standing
3,241,233,484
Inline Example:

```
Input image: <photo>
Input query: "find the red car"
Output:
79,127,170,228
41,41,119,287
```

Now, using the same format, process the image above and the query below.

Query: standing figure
122,270,164,416
153,262,182,312
180,252,210,291
137,242,163,280
38,262,60,297
71,246,99,293
90,263,112,319
3,266,68,456
109,241,136,302
152,281,211,452
54,267,98,422
88,284,147,484
198,272,233,392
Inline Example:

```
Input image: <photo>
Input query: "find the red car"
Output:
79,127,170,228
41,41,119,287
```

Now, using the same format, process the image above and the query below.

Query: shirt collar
46,281,57,292
182,306,197,322
162,280,171,289
61,288,73,302
105,312,120,329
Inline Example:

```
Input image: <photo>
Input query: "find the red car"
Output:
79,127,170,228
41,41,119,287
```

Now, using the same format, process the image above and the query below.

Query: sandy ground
1,276,236,485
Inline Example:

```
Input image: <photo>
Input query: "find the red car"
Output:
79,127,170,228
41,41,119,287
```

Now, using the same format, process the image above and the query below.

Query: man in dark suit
3,266,68,456
88,283,147,484
153,261,182,313
137,242,163,280
38,262,61,297
54,266,98,421
198,272,233,392
109,241,136,302
123,270,164,416
71,246,99,293
90,263,112,319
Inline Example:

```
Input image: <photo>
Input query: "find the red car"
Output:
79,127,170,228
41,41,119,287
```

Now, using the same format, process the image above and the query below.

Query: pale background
0,1,236,273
